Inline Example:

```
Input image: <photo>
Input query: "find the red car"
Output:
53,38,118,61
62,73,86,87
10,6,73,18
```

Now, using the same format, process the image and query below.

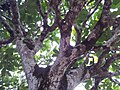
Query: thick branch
7,1,41,89
16,39,41,89
66,64,90,90
65,0,87,26
59,0,87,52
9,0,24,35
82,0,112,51
47,1,88,89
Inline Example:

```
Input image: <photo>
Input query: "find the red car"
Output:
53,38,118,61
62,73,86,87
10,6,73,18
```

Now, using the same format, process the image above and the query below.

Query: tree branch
88,53,120,90
105,17,120,47
66,63,89,90
47,1,88,89
102,54,120,70
74,24,82,45
109,71,120,77
49,0,61,18
34,22,58,53
59,0,87,52
34,0,61,53
82,0,102,28
9,0,24,36
74,0,102,46
95,48,110,68
109,77,120,86
65,0,87,26
82,0,112,51
91,78,102,90
0,15,14,46
36,0,48,26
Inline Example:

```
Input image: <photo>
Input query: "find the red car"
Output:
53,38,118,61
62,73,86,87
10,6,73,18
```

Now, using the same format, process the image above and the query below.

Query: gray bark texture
13,0,112,89
1,0,119,90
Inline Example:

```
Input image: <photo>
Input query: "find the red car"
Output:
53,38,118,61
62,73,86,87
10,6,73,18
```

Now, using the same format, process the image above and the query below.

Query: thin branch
34,22,58,53
109,71,120,77
48,0,61,12
0,11,12,21
109,77,120,86
34,0,61,53
33,22,43,37
36,0,48,26
90,70,120,89
102,54,120,70
0,15,14,46
105,17,120,47
48,0,61,25
0,15,14,36
82,0,102,28
36,0,46,18
0,37,14,47
87,0,96,6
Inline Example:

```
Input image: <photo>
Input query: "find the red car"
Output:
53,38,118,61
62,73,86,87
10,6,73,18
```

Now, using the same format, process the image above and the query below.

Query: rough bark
1,0,120,90
16,39,40,90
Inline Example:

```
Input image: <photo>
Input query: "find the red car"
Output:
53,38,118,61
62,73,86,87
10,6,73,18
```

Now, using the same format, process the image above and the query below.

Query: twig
82,0,102,28
102,54,120,70
109,77,120,86
36,0,48,26
0,11,12,21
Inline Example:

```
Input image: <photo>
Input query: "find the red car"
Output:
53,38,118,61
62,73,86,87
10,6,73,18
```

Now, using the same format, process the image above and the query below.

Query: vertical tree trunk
16,39,40,90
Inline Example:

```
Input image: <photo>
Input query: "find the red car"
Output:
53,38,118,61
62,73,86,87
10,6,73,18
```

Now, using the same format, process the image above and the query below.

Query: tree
0,0,120,90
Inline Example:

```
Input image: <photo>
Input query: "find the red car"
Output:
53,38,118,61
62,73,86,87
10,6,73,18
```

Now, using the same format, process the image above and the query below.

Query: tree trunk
16,38,90,90
13,0,112,90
